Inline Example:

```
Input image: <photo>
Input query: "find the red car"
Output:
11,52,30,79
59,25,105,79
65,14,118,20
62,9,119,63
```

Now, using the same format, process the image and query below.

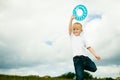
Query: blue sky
0,0,120,78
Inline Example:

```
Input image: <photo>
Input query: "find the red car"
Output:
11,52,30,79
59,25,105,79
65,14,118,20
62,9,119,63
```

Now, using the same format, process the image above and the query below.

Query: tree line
0,71,120,80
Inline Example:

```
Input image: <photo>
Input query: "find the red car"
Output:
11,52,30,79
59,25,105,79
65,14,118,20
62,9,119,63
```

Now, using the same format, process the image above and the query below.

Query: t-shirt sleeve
84,37,92,48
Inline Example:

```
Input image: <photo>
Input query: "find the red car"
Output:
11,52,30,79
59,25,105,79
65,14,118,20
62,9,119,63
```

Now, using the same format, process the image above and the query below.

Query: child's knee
92,67,97,72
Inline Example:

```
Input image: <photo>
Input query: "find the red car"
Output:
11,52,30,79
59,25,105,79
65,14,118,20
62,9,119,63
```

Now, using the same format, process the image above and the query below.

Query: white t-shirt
70,32,91,57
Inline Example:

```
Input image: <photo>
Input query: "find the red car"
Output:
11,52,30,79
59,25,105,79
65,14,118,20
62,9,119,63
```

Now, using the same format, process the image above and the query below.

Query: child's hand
95,55,101,60
71,15,75,20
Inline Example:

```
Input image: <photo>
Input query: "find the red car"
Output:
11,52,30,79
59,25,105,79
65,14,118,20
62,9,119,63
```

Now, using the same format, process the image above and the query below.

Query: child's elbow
87,46,91,49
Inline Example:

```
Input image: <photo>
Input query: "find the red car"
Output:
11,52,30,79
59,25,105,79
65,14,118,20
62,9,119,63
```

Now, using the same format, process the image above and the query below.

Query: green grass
0,74,119,80
0,74,73,80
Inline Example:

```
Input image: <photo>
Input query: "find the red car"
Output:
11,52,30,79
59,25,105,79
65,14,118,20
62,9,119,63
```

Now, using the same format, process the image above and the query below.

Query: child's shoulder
80,32,89,41
80,32,86,38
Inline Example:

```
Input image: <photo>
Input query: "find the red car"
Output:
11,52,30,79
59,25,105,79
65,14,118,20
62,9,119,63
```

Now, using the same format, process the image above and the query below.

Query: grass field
0,74,120,80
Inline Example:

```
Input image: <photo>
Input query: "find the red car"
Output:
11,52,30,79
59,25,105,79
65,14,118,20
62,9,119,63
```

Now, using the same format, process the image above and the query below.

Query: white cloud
0,0,120,78
92,65,120,78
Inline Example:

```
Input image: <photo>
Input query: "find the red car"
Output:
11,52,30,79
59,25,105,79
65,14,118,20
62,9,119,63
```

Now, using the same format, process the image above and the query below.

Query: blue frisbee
73,4,88,21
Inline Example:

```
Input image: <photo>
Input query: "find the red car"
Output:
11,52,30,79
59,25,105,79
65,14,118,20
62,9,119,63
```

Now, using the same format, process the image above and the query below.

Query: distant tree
116,77,120,80
58,71,94,79
84,71,93,79
65,72,75,79
42,75,51,78
58,72,75,79
106,77,114,80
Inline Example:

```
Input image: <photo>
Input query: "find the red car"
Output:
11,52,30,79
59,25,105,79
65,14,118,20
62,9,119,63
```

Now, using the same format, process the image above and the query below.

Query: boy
69,15,101,80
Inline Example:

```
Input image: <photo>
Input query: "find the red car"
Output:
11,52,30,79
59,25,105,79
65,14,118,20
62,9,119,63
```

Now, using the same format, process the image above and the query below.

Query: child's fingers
72,15,75,18
95,55,101,60
97,56,101,60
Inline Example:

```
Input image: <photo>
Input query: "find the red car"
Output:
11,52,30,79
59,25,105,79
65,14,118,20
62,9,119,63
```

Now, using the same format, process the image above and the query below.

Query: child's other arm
87,47,101,60
69,15,75,35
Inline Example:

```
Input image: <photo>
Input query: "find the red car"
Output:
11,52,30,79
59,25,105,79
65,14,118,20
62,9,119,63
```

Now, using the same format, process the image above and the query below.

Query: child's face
73,25,82,36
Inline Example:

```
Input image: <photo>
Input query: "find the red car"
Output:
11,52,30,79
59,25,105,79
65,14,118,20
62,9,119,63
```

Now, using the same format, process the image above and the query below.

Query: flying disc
73,4,88,21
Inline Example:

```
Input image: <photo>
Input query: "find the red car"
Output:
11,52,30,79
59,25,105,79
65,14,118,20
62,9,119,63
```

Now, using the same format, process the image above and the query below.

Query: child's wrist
70,18,73,21
94,54,98,57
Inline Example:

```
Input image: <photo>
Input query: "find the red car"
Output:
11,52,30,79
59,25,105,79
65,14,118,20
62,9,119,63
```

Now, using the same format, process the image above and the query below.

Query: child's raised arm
69,15,75,35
